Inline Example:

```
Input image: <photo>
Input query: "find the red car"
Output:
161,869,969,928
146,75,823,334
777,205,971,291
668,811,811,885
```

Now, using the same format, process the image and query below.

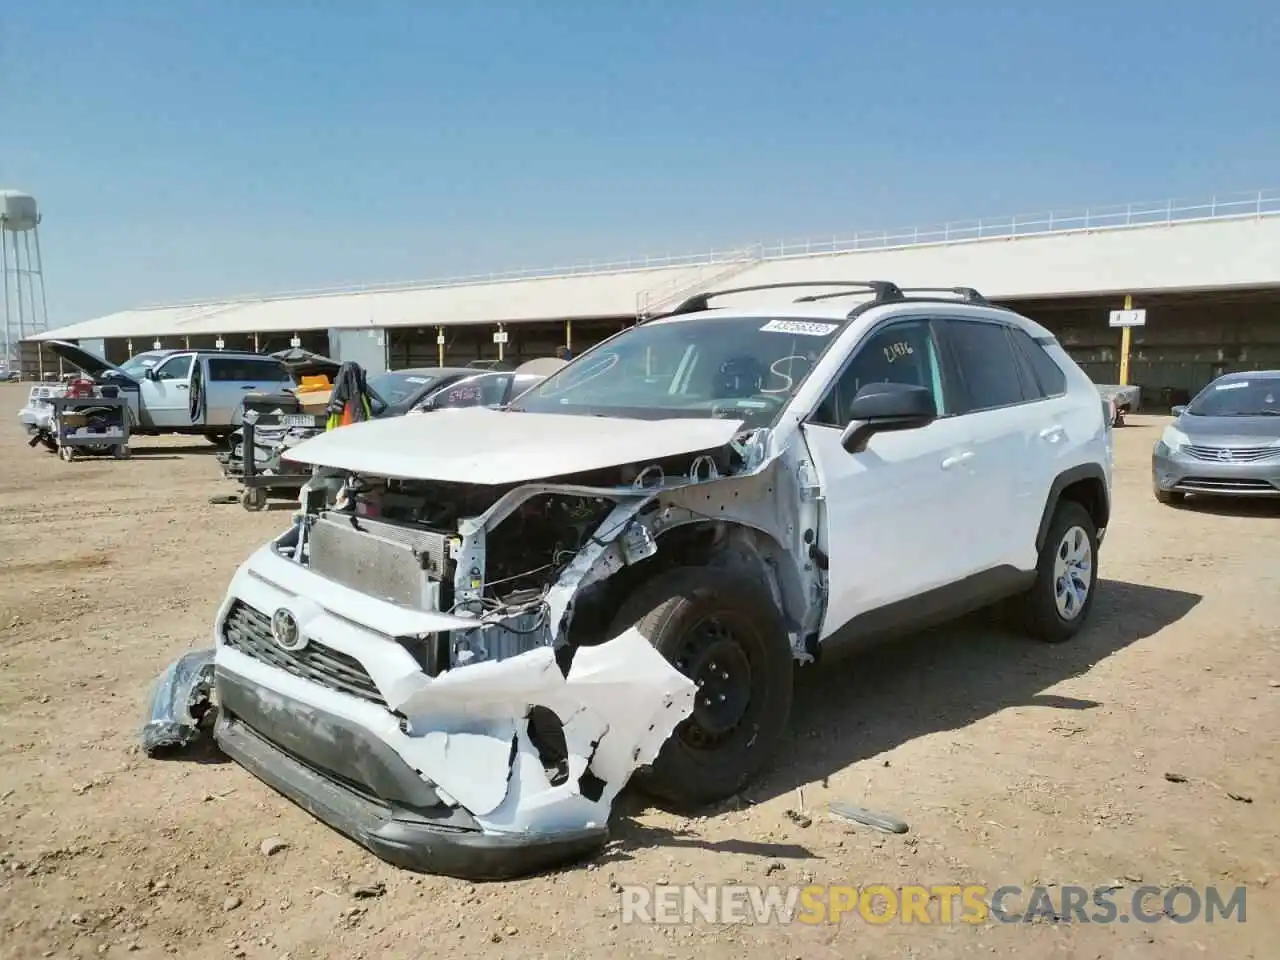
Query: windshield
1186,377,1280,417
118,352,168,378
508,315,843,427
367,371,438,406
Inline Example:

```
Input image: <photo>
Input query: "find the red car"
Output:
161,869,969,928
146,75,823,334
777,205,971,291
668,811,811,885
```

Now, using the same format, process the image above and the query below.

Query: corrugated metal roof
30,190,1280,343
31,262,739,341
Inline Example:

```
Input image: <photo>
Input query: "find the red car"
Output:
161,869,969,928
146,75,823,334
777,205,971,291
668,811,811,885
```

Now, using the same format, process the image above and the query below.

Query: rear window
206,358,291,383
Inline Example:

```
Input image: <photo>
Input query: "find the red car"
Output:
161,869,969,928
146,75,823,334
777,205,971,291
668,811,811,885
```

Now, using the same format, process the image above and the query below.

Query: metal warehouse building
23,189,1280,404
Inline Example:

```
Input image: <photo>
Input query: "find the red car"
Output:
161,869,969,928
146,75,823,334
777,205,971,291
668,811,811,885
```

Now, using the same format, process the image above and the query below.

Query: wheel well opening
1059,476,1109,530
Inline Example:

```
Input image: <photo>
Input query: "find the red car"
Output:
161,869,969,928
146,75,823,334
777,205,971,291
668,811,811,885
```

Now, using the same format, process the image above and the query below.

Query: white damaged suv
146,281,1113,879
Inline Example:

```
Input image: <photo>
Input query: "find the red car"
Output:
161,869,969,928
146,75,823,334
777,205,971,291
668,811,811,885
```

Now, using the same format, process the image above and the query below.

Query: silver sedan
1151,370,1280,503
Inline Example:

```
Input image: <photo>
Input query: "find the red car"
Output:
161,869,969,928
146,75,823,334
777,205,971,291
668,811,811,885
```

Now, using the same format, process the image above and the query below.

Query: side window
434,379,485,408
155,354,192,381
1008,327,1067,397
207,358,291,382
942,320,1027,413
812,320,947,427
479,374,511,406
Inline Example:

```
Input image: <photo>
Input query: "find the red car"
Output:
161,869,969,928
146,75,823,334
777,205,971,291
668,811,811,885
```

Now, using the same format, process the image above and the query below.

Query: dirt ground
0,381,1276,960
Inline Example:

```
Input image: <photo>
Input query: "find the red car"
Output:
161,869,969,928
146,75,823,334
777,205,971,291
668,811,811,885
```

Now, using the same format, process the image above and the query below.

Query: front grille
1183,444,1280,463
1176,477,1279,493
221,600,386,706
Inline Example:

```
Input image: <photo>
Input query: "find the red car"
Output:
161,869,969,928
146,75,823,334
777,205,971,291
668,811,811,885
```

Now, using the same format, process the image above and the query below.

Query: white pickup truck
27,341,295,442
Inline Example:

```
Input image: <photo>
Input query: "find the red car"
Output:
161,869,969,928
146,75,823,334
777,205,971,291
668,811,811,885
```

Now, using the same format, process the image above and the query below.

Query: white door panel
958,405,1039,571
804,417,977,640
142,353,194,428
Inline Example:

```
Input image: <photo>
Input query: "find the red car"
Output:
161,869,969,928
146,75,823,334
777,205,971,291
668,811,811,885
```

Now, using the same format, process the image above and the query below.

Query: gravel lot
1,380,1276,959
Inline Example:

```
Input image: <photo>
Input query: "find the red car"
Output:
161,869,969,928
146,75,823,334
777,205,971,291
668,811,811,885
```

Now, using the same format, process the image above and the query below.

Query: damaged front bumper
145,549,696,879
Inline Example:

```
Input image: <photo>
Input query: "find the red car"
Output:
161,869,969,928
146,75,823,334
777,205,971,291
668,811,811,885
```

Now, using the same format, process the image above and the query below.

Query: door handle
175,384,189,390
941,451,974,470
241,385,258,390
1039,425,1065,443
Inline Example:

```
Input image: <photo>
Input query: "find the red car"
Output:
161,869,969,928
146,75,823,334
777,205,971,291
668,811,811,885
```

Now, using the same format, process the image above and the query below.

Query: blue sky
2,1,1277,326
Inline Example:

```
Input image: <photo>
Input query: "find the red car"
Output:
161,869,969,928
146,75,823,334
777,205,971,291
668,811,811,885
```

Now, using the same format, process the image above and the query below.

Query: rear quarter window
1009,328,1067,397
206,358,292,383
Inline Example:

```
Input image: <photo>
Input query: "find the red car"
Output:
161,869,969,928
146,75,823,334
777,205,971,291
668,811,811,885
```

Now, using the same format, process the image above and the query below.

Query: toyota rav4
146,280,1113,880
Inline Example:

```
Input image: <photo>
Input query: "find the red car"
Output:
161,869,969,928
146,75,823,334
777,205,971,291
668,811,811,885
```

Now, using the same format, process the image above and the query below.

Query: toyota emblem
270,608,305,651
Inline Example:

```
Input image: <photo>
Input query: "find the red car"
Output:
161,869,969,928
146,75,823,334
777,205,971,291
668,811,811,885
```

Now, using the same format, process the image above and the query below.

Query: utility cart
235,416,322,510
47,394,131,461
221,389,328,511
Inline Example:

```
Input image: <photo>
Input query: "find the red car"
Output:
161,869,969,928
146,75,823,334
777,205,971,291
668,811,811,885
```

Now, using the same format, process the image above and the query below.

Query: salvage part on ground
140,649,216,756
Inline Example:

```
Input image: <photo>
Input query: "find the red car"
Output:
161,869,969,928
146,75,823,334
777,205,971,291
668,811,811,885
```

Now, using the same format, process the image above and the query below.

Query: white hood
283,406,744,484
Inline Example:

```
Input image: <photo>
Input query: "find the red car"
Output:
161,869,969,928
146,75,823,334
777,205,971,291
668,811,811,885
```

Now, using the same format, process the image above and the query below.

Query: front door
138,353,195,428
799,317,977,640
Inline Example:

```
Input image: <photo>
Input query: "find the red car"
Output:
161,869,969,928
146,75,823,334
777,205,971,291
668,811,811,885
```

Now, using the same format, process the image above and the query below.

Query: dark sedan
1152,370,1280,503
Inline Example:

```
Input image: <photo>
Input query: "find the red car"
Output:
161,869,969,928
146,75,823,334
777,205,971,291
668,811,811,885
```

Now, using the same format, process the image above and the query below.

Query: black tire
1153,485,1184,506
605,566,794,808
241,487,267,512
1013,500,1099,644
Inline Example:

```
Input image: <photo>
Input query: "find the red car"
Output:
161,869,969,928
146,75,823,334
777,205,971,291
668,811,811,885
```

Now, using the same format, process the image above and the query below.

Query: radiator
307,512,450,611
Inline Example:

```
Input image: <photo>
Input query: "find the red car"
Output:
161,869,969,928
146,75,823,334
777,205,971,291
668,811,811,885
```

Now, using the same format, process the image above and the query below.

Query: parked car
37,340,295,441
147,280,1112,880
1152,369,1280,504
404,369,546,414
0,368,19,382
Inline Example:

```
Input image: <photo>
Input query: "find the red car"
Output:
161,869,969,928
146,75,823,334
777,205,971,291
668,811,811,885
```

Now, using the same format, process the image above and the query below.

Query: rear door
934,318,1044,572
140,353,195,427
204,357,295,426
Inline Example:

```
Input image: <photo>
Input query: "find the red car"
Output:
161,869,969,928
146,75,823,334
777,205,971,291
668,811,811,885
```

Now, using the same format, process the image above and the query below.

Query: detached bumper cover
1153,446,1280,497
140,649,216,755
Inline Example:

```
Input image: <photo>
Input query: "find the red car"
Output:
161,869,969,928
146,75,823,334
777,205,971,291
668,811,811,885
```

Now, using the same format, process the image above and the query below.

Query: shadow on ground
737,578,1201,807
1172,496,1280,519
127,444,220,457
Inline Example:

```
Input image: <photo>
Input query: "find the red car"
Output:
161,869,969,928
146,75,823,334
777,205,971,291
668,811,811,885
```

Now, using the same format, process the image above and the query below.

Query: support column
564,319,572,355
253,332,260,352
1118,294,1133,386
437,326,445,366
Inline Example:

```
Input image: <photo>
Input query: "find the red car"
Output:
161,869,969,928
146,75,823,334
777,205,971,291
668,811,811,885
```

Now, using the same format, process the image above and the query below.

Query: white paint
1108,309,1146,327
214,551,696,837
282,406,745,484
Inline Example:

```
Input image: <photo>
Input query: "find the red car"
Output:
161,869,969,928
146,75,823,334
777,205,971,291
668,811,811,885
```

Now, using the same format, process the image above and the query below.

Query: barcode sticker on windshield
405,376,431,384
1214,381,1248,390
760,319,839,337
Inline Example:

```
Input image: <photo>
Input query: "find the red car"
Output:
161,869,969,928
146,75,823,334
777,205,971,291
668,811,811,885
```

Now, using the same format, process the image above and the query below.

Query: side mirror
144,368,160,381
839,382,937,454
1170,405,1187,417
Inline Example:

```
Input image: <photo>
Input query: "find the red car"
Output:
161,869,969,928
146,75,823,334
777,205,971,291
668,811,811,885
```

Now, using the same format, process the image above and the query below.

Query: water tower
1,190,49,370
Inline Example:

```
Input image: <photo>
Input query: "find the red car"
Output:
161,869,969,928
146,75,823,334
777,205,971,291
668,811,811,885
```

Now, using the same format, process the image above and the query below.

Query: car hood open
282,406,746,485
41,340,126,379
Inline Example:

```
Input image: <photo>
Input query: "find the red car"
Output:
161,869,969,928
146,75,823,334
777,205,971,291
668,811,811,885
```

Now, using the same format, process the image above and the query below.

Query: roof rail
900,286,989,304
797,284,989,306
666,280,904,317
